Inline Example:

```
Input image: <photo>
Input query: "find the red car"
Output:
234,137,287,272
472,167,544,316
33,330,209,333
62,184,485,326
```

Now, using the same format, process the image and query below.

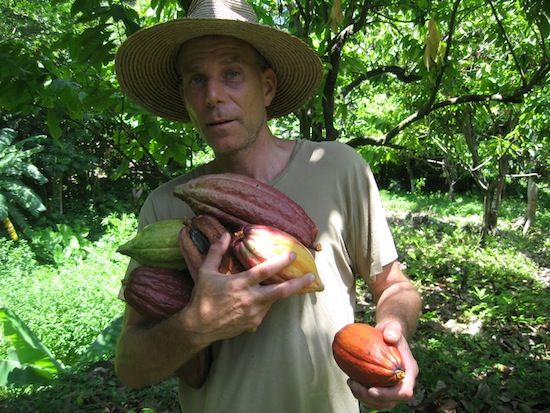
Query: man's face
177,36,276,155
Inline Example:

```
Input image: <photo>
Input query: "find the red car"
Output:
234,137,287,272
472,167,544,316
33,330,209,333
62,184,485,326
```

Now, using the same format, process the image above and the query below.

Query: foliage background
0,0,549,412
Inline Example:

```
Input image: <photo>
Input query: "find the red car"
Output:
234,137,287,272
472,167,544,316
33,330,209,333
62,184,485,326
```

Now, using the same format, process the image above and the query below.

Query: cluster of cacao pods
118,173,325,387
118,173,324,292
332,323,406,388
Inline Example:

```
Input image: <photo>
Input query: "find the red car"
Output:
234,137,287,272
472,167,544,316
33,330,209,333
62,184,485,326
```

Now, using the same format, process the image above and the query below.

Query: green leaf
0,358,55,387
47,110,63,140
84,313,124,363
0,152,19,171
0,307,63,387
0,128,16,149
0,178,46,216
0,193,8,220
21,163,48,184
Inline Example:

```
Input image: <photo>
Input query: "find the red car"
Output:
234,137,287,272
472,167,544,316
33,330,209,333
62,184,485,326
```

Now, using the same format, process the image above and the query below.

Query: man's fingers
261,273,317,300
241,250,297,285
199,232,232,271
198,232,315,298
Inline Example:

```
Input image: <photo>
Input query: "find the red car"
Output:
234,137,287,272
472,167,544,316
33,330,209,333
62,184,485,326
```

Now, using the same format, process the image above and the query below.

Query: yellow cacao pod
232,225,324,294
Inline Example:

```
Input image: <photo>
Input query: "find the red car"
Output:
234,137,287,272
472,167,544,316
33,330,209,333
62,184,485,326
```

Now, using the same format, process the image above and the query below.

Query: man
114,0,422,412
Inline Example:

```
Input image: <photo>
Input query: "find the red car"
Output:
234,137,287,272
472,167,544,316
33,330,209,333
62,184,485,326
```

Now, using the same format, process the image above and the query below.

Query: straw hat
115,0,323,122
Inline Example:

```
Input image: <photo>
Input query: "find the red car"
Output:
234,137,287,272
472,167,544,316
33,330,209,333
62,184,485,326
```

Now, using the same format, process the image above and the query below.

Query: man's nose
205,79,225,108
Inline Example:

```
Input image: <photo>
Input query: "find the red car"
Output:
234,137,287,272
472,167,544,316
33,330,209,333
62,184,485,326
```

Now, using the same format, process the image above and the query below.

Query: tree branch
347,0,549,148
340,66,422,99
487,0,526,85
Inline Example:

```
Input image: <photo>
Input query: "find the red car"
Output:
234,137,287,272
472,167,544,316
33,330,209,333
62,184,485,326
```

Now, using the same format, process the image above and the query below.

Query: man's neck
206,135,296,183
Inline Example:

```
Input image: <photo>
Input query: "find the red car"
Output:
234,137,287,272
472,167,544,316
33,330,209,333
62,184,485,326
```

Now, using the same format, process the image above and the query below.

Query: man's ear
263,68,277,107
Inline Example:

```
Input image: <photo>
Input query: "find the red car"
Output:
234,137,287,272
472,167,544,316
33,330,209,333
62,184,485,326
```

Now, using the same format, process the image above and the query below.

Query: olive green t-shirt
121,139,398,413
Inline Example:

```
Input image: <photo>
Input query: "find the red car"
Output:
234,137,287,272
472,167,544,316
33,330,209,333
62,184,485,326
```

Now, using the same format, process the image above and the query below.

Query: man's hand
347,320,419,411
180,232,316,345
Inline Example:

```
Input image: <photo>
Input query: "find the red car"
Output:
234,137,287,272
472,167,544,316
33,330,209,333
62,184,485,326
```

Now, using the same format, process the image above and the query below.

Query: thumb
379,319,403,345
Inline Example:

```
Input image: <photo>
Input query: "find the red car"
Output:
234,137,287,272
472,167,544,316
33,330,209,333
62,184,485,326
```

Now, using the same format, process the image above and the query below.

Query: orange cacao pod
178,214,244,281
332,323,406,387
232,225,324,294
173,173,320,250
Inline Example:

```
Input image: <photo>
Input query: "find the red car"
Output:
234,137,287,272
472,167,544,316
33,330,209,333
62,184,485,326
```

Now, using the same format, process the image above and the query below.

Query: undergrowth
1,190,548,413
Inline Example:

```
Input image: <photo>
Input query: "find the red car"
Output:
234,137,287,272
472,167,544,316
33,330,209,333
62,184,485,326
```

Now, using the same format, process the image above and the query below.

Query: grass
1,189,549,412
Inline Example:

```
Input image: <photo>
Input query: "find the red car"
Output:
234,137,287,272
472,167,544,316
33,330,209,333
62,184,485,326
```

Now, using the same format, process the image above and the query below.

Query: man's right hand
179,232,316,345
116,231,314,388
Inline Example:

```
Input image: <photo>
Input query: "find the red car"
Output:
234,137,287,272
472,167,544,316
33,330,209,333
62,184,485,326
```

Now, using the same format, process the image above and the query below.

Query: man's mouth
209,119,233,126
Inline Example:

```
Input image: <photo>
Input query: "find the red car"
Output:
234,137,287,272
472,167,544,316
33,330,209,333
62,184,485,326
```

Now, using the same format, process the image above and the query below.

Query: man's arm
369,260,422,339
348,260,422,410
115,233,316,388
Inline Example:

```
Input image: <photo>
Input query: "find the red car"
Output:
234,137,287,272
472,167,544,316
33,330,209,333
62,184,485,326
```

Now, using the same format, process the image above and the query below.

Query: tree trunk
481,155,510,240
443,156,456,201
406,158,415,193
523,176,538,235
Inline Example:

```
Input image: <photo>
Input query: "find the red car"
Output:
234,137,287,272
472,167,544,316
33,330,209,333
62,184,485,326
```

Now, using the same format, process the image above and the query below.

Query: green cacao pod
117,219,188,270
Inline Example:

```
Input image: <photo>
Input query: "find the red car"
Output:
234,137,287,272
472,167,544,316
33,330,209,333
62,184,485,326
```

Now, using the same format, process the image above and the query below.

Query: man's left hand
347,320,419,411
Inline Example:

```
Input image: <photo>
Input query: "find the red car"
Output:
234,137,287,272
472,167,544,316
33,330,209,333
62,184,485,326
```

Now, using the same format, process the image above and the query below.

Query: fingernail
369,388,380,398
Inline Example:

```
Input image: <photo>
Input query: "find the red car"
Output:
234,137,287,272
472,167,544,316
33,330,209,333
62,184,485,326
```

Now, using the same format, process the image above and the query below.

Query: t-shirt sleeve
344,151,398,283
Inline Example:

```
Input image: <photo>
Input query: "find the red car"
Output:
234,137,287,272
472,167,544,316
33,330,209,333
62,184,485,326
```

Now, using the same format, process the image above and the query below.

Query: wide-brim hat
115,0,323,122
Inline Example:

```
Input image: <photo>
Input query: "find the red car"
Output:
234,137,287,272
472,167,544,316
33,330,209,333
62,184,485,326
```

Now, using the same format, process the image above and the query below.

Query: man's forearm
115,306,208,388
375,281,422,339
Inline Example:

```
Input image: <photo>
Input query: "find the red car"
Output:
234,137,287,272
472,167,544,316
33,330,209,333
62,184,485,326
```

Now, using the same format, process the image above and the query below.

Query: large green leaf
21,163,48,184
0,178,46,216
0,128,16,150
0,307,64,387
0,358,55,387
83,312,123,363
0,193,8,220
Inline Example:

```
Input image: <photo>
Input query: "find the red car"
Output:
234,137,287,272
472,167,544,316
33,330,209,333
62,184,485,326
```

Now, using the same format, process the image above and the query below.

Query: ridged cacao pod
123,266,194,320
232,225,324,294
117,219,187,270
332,323,406,388
175,346,213,390
178,214,244,281
173,173,321,250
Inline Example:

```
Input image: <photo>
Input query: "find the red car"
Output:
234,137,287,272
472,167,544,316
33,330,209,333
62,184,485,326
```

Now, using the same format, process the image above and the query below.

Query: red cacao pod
173,173,320,250
123,266,194,320
332,323,406,387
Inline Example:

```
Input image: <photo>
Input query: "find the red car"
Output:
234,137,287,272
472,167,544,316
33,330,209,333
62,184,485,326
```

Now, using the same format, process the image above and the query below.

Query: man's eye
189,75,204,85
227,70,240,79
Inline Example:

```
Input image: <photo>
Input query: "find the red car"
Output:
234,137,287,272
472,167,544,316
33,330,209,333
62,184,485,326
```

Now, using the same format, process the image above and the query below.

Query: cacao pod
179,214,245,281
117,219,187,270
175,346,213,389
123,266,212,389
232,225,324,294
332,323,406,388
172,173,321,250
123,266,194,320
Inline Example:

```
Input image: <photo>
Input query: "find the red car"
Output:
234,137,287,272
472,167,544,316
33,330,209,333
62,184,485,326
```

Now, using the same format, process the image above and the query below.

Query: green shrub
0,213,136,367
